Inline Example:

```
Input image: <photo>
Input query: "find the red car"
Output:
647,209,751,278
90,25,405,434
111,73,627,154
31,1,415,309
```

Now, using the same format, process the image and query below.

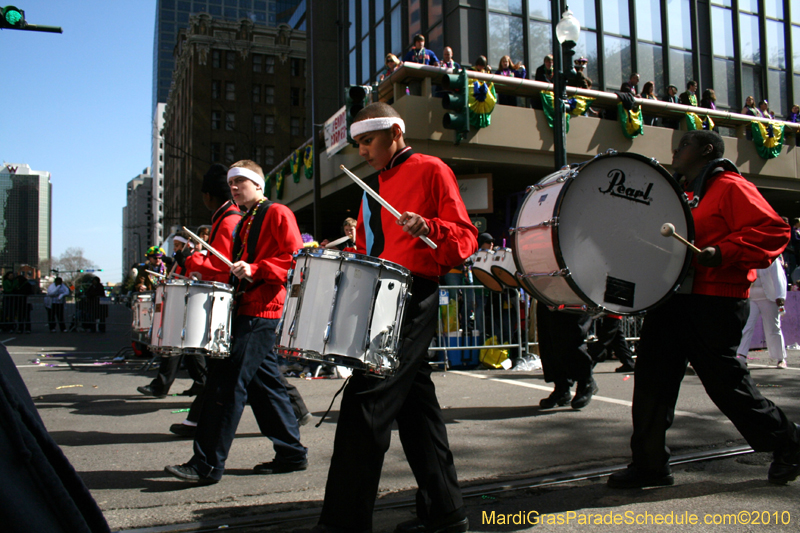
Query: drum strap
209,202,244,245
230,200,273,296
314,376,351,428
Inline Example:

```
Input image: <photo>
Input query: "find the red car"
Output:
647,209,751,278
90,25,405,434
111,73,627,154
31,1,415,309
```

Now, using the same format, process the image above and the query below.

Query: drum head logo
598,169,654,205
538,194,548,205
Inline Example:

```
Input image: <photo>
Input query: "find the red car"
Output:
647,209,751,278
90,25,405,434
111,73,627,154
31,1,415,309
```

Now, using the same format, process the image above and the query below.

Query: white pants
737,289,786,362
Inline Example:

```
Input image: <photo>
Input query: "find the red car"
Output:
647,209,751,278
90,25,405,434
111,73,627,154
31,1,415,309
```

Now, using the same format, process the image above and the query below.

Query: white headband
227,167,265,190
173,236,188,244
350,117,406,138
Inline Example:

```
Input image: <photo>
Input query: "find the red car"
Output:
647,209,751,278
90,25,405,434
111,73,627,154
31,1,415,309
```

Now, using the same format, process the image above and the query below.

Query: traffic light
345,85,372,145
441,68,470,145
0,5,25,29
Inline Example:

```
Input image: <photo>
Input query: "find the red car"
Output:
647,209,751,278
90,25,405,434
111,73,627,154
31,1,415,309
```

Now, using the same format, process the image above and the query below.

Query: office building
122,169,153,272
0,163,51,274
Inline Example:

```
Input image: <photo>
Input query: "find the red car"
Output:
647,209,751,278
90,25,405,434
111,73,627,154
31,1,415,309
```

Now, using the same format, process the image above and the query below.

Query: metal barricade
0,293,133,333
430,285,529,369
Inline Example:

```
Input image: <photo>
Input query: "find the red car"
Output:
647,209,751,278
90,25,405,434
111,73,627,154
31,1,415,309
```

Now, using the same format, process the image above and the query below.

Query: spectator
439,46,460,70
83,277,106,333
46,277,70,333
758,99,770,118
679,80,698,107
573,56,588,74
2,271,20,332
534,54,554,83
16,273,34,334
700,88,717,111
641,81,658,126
496,55,526,107
737,258,788,369
628,73,640,94
788,104,800,123
380,53,401,81
402,33,439,65
661,84,680,129
742,95,760,117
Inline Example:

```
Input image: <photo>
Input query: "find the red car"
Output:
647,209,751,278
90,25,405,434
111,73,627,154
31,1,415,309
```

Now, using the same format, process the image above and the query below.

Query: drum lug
363,279,382,352
324,270,343,344
509,217,558,234
520,268,569,279
288,264,309,339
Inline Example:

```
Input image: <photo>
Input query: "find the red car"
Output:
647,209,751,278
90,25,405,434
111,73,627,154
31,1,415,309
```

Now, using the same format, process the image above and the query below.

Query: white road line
448,370,719,421
2,338,16,344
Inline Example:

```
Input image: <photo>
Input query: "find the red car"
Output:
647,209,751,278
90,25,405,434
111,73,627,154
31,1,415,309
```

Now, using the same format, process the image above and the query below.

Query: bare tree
52,248,99,283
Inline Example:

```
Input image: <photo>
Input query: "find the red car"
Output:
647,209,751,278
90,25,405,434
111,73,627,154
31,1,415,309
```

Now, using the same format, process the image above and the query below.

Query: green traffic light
3,6,23,26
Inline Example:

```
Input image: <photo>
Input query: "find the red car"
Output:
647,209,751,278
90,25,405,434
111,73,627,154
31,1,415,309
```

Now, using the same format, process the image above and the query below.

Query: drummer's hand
397,211,430,238
697,246,722,267
231,261,252,279
320,239,331,247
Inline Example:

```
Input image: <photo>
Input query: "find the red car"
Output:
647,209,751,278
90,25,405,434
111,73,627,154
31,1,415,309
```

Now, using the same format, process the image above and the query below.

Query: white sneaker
777,360,788,369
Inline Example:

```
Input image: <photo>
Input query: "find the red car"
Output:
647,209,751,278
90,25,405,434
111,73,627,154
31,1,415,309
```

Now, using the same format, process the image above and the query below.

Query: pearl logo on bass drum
598,169,654,205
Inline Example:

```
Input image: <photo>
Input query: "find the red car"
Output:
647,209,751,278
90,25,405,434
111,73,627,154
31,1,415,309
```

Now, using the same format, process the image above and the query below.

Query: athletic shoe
164,464,217,484
607,465,674,489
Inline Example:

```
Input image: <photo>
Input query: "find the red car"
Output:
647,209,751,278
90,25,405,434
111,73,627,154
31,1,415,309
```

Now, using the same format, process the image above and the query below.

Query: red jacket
236,202,303,318
184,201,242,283
689,170,789,298
355,152,477,280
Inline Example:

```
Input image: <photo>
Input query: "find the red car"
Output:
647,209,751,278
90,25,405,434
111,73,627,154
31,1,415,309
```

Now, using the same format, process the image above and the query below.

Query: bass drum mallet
660,223,702,254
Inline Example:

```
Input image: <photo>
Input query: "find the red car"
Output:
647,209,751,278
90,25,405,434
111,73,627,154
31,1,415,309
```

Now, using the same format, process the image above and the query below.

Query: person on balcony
679,80,698,107
402,33,439,66
641,81,658,126
496,55,526,107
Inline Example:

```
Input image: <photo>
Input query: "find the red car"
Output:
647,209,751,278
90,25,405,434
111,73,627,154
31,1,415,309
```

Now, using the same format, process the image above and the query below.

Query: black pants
149,354,207,396
631,294,800,473
47,303,66,332
536,302,593,387
589,316,636,368
319,278,463,531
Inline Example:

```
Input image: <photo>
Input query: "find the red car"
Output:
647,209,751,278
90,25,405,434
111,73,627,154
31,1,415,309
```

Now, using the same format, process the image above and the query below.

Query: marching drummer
302,103,477,533
165,159,308,484
134,246,167,292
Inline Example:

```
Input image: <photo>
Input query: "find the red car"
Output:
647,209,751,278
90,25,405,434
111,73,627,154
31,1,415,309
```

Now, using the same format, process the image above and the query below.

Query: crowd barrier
0,294,130,333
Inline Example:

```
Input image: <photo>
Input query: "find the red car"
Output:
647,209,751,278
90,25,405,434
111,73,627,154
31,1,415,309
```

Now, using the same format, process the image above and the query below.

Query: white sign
457,174,493,213
324,106,349,158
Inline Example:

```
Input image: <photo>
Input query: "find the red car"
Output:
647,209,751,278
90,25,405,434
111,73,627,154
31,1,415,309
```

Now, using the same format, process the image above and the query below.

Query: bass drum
512,150,694,315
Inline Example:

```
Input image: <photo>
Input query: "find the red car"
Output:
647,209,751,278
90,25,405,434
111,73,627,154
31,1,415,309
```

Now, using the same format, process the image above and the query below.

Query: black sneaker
137,385,166,398
571,379,599,410
164,464,218,484
539,387,572,409
768,428,800,485
253,458,308,474
169,423,197,438
607,465,674,489
394,512,469,533
615,364,635,373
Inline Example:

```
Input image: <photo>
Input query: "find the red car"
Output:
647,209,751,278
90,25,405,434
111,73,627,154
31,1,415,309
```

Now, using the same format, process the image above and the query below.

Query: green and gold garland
617,104,644,139
685,112,715,132
468,79,496,129
751,121,784,159
290,151,301,183
303,145,313,179
541,91,570,133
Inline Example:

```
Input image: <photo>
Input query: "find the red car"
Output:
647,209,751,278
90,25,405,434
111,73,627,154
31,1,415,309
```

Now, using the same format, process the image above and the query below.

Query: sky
1,1,156,283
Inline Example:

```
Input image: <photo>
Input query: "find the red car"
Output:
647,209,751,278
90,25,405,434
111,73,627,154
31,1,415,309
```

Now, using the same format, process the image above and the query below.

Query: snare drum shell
132,291,154,333
489,248,520,288
470,250,504,292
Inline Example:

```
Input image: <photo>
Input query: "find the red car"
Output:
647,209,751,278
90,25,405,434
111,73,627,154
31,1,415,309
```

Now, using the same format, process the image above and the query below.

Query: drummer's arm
424,166,478,267
185,216,239,279
246,205,304,284
354,200,368,254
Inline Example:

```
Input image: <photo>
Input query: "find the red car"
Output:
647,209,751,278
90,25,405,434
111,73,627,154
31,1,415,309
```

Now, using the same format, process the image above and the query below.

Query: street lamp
551,5,581,170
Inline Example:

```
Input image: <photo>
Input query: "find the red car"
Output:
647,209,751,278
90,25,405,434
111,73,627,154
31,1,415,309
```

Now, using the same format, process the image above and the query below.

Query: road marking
2,338,16,344
448,370,720,421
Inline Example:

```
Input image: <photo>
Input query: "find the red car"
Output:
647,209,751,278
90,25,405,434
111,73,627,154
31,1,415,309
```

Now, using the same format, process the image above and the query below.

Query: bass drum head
556,152,693,314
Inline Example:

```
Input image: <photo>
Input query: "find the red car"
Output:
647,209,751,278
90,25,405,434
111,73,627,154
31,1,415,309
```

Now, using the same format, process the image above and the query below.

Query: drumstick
339,164,438,250
660,223,702,253
182,226,253,282
324,235,352,249
145,269,166,278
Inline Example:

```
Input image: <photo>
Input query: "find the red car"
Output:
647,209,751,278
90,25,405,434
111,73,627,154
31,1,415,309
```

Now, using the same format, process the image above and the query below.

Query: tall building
152,103,167,247
152,0,302,112
122,169,153,273
161,14,307,229
0,164,51,274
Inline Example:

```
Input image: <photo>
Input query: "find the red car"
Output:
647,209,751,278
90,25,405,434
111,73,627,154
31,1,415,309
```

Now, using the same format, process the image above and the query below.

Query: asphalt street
5,308,800,532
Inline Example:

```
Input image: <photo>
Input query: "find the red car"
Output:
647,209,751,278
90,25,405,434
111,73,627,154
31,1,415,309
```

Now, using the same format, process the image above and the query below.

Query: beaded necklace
233,198,267,261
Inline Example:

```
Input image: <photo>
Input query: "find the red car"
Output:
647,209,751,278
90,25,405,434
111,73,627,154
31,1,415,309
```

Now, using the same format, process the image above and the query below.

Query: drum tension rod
509,217,558,234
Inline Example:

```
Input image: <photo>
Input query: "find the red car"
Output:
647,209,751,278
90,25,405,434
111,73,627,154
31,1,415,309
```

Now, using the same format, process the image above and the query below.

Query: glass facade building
152,0,302,111
0,165,51,272
344,0,800,118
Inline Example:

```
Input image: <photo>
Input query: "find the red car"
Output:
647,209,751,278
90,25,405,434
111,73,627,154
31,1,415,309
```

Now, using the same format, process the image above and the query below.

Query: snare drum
276,249,411,376
489,248,519,289
470,250,504,292
150,279,234,358
512,151,693,315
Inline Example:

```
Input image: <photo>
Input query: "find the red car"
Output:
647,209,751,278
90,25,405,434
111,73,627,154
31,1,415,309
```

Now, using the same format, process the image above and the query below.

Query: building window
253,146,262,165
253,114,262,133
212,49,221,68
253,53,262,72
265,55,275,73
225,112,235,131
225,144,236,163
265,115,275,134
225,81,235,100
488,11,524,76
212,80,221,99
252,84,261,103
226,51,236,69
211,111,221,130
291,58,303,76
265,147,275,166
291,87,301,106
265,85,275,104
211,143,221,162
291,117,300,136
